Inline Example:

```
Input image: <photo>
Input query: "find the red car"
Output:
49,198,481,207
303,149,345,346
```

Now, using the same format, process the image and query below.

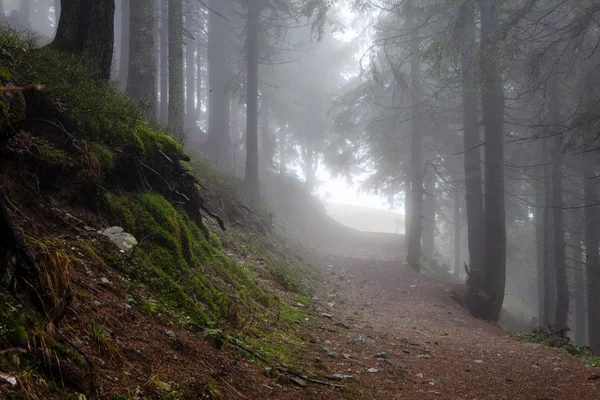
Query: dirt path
285,238,600,400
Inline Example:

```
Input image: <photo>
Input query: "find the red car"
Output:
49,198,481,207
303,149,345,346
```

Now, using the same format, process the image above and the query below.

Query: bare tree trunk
153,0,161,118
244,0,260,197
584,157,600,352
53,0,115,80
117,0,129,90
167,0,184,133
206,0,231,166
549,80,568,330
195,41,202,122
406,1,423,271
184,21,196,130
460,1,485,280
159,0,169,123
230,96,239,174
126,0,156,111
454,184,461,280
479,0,506,320
534,138,547,325
422,166,435,261
571,230,586,343
260,89,270,173
542,137,555,326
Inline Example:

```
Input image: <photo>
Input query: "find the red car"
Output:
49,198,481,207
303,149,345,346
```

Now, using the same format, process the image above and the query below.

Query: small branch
200,204,226,231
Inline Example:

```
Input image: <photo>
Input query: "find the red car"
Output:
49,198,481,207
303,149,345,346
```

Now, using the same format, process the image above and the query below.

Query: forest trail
282,228,600,400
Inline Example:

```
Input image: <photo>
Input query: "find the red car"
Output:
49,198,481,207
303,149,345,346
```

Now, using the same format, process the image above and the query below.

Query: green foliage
516,332,598,366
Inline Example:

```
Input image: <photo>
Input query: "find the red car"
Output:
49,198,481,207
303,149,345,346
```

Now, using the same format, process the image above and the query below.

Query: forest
1,0,600,398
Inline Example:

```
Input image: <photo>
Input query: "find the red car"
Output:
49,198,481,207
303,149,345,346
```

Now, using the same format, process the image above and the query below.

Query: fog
5,0,600,348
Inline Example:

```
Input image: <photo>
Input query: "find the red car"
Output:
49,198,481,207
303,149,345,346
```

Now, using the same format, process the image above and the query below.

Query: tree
168,0,184,133
406,0,423,271
584,156,600,351
206,0,232,167
159,0,169,123
479,0,506,320
126,0,156,110
52,0,115,80
118,0,130,90
245,0,260,197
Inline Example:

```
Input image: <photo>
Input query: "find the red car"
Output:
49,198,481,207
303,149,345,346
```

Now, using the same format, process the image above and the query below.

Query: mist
4,0,600,352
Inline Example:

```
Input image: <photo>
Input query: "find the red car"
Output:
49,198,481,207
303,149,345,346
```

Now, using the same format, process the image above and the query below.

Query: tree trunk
422,166,435,261
584,157,600,352
244,0,260,197
159,0,169,123
572,230,586,343
549,80,569,331
167,0,184,134
542,137,555,326
260,90,270,173
454,184,461,280
534,138,547,325
461,1,485,280
406,2,423,271
206,0,231,166
153,0,161,118
479,0,506,320
230,96,239,174
117,0,130,90
184,20,196,130
195,41,202,121
126,0,156,111
53,0,115,80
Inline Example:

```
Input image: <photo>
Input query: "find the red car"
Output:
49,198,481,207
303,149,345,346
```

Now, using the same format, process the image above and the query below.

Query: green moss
0,301,28,346
90,143,115,172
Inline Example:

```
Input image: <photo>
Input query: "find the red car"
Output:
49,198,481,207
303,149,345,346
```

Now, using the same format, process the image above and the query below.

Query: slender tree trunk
195,41,202,122
542,137,555,326
260,90,270,173
406,2,423,271
53,0,115,80
572,230,586,343
479,0,506,320
118,0,130,90
159,0,169,123
230,96,239,174
549,79,568,330
167,0,184,133
534,138,547,324
153,0,161,118
422,166,435,261
304,136,318,192
126,0,156,111
206,0,231,166
454,184,461,280
460,1,485,279
244,0,260,197
54,0,61,25
584,157,600,352
184,22,196,130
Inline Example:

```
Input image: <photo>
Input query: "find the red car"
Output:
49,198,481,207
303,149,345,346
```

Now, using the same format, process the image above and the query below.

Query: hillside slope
324,203,404,234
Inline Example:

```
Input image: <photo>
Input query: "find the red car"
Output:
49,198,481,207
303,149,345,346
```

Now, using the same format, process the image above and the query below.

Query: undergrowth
516,332,600,367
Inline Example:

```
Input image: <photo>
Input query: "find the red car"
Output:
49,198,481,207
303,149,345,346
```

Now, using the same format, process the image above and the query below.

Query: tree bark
454,184,461,280
571,231,585,343
159,0,169,123
260,89,270,173
167,0,184,133
549,77,569,331
126,0,156,111
422,166,435,261
534,138,547,325
460,1,485,280
153,0,161,118
184,19,196,130
406,1,423,271
542,136,555,326
244,0,260,197
53,0,115,80
479,0,506,320
117,0,130,90
195,41,203,121
584,157,600,352
206,0,232,166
